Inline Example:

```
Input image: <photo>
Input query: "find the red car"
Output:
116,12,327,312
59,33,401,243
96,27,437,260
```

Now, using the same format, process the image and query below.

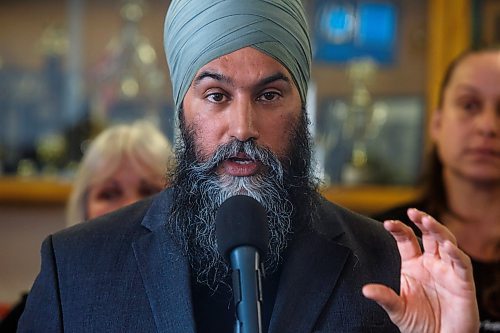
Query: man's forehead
191,47,295,88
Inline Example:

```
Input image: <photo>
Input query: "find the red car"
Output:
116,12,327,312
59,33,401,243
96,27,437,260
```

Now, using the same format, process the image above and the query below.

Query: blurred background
0,0,499,312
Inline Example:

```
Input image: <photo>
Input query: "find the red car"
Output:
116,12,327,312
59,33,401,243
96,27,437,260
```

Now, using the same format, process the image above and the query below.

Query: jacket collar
140,189,172,232
269,199,351,333
133,189,197,332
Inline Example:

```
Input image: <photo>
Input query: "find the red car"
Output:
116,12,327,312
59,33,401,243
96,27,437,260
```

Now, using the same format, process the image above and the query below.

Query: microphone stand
230,246,264,333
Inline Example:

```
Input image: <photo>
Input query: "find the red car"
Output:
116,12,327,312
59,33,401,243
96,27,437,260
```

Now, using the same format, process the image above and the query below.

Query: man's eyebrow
193,71,232,87
192,71,291,88
258,72,291,87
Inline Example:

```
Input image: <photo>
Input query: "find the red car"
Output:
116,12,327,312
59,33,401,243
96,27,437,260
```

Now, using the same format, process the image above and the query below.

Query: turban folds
164,0,312,110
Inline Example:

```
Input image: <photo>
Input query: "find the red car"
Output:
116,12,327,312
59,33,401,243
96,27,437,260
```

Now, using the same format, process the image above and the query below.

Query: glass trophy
341,58,379,185
89,0,170,134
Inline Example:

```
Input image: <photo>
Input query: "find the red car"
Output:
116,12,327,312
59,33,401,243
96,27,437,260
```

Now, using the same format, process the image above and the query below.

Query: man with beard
18,0,479,332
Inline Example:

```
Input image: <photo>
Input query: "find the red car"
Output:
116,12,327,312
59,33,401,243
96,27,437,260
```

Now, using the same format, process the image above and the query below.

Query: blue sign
312,1,398,65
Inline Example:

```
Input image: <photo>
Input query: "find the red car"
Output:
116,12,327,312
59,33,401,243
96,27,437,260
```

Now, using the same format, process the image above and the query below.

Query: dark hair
420,147,447,217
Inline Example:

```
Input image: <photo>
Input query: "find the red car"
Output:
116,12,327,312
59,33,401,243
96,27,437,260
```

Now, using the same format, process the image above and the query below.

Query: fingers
407,209,458,261
407,209,473,282
441,239,474,282
362,284,402,318
408,208,457,244
383,220,422,261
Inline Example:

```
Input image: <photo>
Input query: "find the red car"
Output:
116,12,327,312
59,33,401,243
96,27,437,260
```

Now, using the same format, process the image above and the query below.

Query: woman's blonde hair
66,120,173,226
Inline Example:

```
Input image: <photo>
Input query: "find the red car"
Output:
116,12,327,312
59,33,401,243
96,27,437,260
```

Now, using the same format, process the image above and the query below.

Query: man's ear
430,109,442,141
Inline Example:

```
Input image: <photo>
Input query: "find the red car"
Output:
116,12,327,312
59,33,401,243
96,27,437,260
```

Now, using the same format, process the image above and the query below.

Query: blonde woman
66,120,174,225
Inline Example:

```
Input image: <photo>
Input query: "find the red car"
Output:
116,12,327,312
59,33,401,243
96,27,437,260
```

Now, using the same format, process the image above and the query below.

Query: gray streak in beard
169,139,294,291
192,140,285,203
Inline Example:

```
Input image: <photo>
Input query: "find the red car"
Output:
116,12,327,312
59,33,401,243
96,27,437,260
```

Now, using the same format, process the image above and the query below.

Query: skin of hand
362,208,480,333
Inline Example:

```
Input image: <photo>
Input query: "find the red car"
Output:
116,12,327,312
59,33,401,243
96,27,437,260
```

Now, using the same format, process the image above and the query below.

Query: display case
0,0,174,172
0,0,474,214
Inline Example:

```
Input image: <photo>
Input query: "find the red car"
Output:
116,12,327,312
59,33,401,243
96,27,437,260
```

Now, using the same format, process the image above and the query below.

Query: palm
363,209,479,333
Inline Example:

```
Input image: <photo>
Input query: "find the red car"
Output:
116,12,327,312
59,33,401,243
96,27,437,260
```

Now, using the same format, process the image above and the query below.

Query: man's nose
228,98,259,142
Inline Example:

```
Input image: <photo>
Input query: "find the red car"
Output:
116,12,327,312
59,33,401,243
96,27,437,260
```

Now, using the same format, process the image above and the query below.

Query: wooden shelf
0,177,420,214
321,185,421,215
0,177,72,205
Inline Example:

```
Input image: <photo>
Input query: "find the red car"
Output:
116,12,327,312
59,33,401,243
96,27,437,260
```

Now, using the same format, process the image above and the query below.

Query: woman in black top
375,47,500,332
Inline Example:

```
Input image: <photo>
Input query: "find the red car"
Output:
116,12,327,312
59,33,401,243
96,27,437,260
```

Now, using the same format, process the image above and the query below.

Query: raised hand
363,208,480,333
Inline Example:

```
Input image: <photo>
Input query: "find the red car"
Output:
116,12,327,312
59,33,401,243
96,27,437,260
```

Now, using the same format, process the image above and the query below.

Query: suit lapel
269,221,351,332
132,191,196,333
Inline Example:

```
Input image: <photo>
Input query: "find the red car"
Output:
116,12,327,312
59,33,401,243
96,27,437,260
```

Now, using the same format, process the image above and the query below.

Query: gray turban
164,0,311,111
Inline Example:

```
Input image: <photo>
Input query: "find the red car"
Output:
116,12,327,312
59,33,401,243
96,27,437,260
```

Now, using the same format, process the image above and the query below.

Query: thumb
362,283,402,316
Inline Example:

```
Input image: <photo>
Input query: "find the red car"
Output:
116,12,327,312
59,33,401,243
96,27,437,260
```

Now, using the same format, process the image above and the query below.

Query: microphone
216,195,268,333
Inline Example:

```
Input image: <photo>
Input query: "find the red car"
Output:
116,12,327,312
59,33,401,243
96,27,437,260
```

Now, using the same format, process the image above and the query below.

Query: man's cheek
194,139,217,163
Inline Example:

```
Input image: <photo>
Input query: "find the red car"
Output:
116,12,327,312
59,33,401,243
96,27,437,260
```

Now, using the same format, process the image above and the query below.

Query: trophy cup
341,58,378,185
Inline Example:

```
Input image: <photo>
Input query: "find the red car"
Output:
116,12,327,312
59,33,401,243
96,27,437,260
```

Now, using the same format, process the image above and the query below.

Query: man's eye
258,91,280,102
207,93,226,103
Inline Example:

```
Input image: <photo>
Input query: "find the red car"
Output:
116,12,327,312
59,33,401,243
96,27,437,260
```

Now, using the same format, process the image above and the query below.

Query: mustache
192,139,284,181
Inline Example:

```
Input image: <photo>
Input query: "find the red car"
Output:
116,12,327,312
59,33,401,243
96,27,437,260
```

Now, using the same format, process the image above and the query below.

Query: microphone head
215,195,269,262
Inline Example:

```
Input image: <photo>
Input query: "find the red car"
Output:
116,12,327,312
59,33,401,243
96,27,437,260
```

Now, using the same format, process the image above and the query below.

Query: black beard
167,109,319,291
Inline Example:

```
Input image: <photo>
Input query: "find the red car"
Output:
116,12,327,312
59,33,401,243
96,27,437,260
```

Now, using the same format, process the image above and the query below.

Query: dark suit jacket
18,189,401,332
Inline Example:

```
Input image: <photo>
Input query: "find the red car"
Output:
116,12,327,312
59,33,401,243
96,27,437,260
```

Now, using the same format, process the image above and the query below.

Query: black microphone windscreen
215,195,268,262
